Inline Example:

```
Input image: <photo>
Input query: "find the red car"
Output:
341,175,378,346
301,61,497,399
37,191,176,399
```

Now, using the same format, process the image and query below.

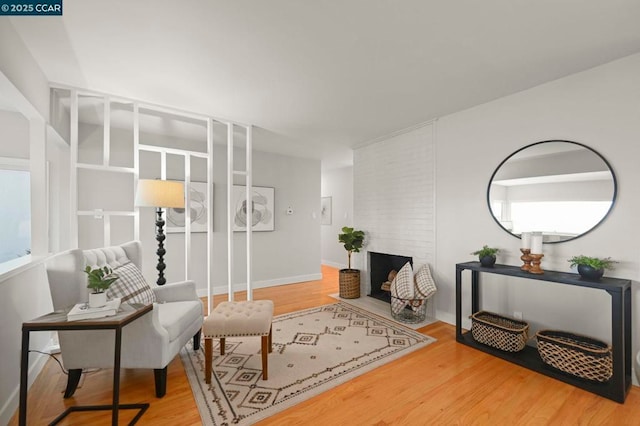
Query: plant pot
339,269,361,299
479,255,497,268
89,292,107,308
577,265,604,281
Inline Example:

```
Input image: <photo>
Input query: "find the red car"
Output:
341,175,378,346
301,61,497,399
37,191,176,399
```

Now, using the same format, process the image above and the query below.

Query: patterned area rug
180,302,436,425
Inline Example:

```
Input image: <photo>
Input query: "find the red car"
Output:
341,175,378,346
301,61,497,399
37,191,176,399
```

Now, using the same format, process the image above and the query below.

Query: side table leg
19,329,30,426
113,328,122,425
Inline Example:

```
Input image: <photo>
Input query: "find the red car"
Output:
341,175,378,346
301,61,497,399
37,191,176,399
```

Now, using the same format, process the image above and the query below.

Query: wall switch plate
513,311,523,320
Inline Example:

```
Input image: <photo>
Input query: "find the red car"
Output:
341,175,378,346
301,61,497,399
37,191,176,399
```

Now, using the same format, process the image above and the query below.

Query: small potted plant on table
84,266,119,308
472,245,500,267
338,227,365,299
568,255,617,281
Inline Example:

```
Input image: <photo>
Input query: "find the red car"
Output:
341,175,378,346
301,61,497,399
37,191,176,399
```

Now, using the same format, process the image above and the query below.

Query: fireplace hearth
368,252,412,303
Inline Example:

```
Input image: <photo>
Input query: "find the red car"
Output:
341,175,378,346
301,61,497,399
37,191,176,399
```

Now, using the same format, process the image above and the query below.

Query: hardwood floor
11,265,640,425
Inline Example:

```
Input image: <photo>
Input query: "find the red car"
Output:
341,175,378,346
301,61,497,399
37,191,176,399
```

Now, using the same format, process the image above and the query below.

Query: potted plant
338,227,365,299
472,245,500,267
568,255,617,281
84,266,119,308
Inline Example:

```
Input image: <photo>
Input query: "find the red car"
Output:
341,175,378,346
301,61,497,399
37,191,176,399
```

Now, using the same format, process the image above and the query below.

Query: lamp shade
135,179,185,208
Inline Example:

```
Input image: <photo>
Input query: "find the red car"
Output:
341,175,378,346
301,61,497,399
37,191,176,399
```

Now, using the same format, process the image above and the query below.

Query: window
0,164,31,264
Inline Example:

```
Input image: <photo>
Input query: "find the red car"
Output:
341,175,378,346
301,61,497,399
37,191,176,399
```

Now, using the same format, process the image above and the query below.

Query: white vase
89,292,107,308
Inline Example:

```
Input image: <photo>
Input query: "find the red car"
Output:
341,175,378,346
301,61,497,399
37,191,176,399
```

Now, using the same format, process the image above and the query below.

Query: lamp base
155,207,167,286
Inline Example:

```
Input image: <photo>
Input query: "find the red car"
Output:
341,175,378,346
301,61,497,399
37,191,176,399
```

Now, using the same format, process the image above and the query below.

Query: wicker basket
391,295,428,324
536,330,612,382
471,311,529,352
339,269,360,299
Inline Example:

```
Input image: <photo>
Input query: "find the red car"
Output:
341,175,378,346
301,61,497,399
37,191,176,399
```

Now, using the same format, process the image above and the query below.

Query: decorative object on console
567,255,617,281
536,330,612,382
520,232,533,271
529,233,544,274
338,226,365,298
84,265,119,308
471,245,499,267
389,262,437,323
135,179,185,285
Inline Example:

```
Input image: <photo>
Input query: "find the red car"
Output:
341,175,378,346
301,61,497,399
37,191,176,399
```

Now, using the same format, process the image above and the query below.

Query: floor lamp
135,179,185,286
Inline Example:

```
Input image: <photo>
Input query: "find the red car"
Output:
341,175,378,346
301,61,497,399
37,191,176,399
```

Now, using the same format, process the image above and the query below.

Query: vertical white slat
103,96,110,167
133,103,140,241
29,118,48,256
103,96,111,246
226,123,234,301
103,215,111,247
207,119,214,315
70,90,79,248
184,154,191,281
245,125,253,300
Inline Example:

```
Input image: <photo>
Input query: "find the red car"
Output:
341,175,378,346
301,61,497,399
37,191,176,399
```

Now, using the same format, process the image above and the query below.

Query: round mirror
487,140,617,243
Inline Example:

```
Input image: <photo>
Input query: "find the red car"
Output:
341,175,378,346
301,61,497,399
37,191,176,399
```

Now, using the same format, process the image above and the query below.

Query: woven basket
471,311,529,352
339,269,360,299
536,330,612,382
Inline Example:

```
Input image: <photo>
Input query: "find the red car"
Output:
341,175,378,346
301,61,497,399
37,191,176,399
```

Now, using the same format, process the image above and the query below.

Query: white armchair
45,241,203,398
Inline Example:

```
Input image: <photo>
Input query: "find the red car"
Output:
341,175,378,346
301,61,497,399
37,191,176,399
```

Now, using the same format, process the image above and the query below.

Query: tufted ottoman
203,300,274,383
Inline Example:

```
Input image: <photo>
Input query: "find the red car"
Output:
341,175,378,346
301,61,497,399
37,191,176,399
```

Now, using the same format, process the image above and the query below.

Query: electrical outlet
513,311,523,320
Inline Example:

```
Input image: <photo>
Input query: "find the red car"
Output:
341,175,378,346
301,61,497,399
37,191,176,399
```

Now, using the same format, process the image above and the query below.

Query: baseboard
0,346,50,425
321,260,346,269
196,273,323,298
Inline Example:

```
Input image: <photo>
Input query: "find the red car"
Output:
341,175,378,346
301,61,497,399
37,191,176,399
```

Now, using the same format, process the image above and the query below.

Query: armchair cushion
108,261,156,304
158,301,203,342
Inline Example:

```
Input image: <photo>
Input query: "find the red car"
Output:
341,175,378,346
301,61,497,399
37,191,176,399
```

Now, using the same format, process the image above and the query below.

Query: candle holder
529,254,544,274
520,248,532,272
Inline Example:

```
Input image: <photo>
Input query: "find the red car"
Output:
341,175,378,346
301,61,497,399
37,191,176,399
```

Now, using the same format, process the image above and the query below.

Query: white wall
434,53,640,353
154,145,322,296
353,123,436,301
0,264,54,425
321,166,353,268
0,22,49,120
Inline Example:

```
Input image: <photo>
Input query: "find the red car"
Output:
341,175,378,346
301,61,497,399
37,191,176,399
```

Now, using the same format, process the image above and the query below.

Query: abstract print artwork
232,185,275,231
166,182,210,233
321,196,332,225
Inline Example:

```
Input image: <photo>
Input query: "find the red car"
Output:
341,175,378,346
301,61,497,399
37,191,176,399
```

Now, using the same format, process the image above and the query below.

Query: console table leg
471,271,480,314
609,289,626,403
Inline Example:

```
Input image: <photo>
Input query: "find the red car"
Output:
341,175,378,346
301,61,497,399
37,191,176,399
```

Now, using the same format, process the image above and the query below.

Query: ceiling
9,0,640,169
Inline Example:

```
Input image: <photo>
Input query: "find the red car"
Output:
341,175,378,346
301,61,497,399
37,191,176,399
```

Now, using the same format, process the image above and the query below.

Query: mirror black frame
486,140,617,244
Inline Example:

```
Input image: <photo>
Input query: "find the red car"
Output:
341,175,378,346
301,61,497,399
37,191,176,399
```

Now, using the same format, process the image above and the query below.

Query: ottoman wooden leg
220,337,226,355
268,325,273,353
261,335,269,380
204,338,212,384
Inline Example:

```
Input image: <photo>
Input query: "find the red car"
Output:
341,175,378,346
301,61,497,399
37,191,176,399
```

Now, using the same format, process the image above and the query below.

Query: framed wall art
167,181,211,233
232,185,275,232
321,196,332,225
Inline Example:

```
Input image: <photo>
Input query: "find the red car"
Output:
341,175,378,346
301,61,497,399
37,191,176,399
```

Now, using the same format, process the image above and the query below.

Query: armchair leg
64,369,82,398
193,330,201,351
154,367,168,398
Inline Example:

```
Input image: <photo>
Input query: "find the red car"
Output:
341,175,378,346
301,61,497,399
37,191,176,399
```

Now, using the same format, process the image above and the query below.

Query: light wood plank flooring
11,265,640,425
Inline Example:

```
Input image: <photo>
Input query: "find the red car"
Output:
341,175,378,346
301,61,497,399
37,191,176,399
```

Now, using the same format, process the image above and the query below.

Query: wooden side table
19,303,153,425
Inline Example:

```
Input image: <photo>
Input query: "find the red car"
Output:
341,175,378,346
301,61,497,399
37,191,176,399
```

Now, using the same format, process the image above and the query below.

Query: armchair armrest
153,280,199,303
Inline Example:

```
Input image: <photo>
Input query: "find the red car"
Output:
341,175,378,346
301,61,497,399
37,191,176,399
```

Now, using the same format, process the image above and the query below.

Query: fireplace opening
369,252,412,303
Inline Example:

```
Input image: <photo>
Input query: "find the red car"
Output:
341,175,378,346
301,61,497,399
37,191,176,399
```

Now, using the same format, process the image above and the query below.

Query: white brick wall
354,123,436,307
